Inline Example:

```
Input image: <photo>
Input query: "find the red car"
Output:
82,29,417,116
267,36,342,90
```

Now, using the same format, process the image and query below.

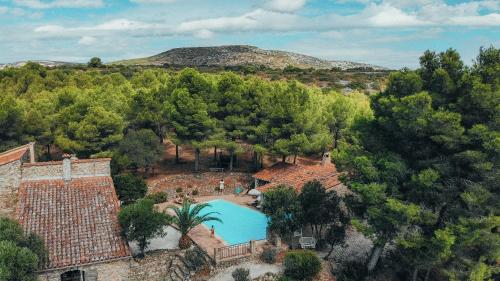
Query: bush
184,247,207,271
276,276,294,281
145,192,168,204
284,250,322,281
336,260,368,281
176,187,183,193
113,173,147,205
232,268,250,281
192,189,199,196
260,247,278,264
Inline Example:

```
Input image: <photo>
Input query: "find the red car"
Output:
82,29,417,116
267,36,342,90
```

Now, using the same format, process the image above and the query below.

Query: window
61,270,84,281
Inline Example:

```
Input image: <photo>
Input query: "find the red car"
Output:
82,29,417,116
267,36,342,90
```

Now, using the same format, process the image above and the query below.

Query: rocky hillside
0,60,79,69
113,45,387,71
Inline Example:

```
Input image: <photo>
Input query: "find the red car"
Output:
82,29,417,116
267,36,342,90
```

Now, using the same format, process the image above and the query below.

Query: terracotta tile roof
16,177,131,270
0,145,29,165
255,162,341,193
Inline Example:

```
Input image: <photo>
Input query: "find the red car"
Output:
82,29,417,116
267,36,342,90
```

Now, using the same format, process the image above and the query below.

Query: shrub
145,192,168,204
176,187,183,193
113,173,148,205
284,250,322,281
276,276,294,281
192,189,199,196
232,268,250,281
336,260,368,281
184,247,207,271
260,247,277,264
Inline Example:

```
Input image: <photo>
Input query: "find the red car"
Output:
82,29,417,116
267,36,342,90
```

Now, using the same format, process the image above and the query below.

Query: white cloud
14,0,104,9
364,3,428,27
78,36,97,45
194,29,214,39
29,1,500,42
265,0,307,13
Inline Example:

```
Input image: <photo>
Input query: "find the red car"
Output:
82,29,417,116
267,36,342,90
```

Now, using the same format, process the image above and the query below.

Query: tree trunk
195,148,200,172
46,144,51,160
434,204,448,229
333,129,340,149
260,154,263,169
214,146,217,162
367,241,386,272
229,150,234,171
252,151,257,170
175,145,179,163
282,155,286,163
293,154,297,164
412,267,419,281
324,243,335,260
424,268,431,281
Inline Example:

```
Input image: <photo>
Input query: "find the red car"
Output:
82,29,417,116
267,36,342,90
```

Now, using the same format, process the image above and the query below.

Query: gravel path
208,261,283,281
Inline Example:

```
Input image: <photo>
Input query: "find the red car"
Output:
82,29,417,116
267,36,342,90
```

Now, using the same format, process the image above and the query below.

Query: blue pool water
197,199,268,245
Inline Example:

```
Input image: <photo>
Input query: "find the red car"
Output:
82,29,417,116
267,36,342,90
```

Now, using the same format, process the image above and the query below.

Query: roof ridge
0,143,30,156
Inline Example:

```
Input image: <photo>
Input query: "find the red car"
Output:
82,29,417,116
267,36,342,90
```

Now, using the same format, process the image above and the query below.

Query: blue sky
0,0,498,68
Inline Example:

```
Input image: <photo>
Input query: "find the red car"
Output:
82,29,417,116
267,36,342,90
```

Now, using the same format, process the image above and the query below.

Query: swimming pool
198,199,268,245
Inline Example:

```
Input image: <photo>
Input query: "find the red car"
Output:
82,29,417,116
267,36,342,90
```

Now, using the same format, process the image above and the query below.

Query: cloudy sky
0,0,498,68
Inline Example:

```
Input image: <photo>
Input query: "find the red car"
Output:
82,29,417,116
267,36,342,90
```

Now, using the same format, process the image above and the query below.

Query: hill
112,45,387,71
0,60,79,70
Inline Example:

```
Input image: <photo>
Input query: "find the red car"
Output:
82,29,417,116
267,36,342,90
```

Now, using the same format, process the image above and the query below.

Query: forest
0,59,371,171
0,46,498,281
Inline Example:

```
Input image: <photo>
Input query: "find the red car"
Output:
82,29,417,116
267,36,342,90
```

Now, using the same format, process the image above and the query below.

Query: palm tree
169,199,222,249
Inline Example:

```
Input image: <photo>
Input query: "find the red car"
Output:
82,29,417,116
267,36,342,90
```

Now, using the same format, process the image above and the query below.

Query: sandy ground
208,261,283,281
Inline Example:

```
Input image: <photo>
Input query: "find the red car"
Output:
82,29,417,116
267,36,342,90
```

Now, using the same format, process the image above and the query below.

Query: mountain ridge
112,45,388,71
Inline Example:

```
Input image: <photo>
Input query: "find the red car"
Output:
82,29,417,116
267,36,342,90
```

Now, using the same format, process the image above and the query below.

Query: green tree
168,199,222,249
167,88,215,171
0,218,46,280
87,57,103,68
117,129,163,174
261,186,303,241
0,241,38,281
113,173,148,205
338,47,499,280
128,88,170,143
118,199,171,257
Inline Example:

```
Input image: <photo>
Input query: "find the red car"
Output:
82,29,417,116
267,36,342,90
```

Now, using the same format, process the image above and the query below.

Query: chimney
62,154,72,181
28,142,35,163
321,152,331,166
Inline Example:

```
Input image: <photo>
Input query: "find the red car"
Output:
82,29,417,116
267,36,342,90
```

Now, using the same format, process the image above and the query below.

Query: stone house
0,142,35,216
0,144,133,281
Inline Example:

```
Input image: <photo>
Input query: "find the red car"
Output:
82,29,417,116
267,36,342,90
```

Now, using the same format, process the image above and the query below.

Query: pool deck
157,194,259,258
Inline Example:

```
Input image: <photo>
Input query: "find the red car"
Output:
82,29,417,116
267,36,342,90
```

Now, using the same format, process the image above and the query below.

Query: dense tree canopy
336,46,499,280
0,64,371,168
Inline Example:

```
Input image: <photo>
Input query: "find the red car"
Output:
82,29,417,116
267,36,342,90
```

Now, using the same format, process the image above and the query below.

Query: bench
299,237,317,249
209,167,225,172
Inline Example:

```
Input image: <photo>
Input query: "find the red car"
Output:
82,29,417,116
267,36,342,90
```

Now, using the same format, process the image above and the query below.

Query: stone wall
128,250,179,281
0,159,22,216
37,258,131,281
22,158,111,180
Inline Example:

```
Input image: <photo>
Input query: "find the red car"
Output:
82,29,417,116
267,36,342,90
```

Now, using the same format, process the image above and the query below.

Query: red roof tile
16,177,131,270
255,162,341,193
0,145,29,165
